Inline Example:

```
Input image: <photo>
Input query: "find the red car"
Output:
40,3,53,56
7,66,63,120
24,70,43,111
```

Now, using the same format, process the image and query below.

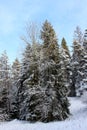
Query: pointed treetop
41,20,58,48
40,20,59,63
61,37,70,58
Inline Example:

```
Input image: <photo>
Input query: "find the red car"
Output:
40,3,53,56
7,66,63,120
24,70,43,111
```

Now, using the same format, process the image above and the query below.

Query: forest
0,20,87,122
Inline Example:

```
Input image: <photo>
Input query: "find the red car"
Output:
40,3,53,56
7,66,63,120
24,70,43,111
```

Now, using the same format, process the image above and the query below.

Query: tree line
0,20,87,122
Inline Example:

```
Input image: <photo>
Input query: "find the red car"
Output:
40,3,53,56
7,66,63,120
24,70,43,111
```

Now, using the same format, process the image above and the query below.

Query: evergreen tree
38,20,70,122
10,58,21,119
24,21,69,122
17,22,41,120
77,29,87,96
17,20,70,122
0,51,11,120
61,38,71,96
11,58,21,81
70,27,83,96
41,20,59,62
17,42,41,121
61,38,70,58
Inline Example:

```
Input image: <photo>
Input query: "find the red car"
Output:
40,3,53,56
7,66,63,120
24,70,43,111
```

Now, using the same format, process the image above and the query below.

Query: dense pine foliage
0,21,87,122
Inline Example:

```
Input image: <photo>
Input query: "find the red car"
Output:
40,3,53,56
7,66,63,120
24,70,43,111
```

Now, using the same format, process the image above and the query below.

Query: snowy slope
0,97,87,130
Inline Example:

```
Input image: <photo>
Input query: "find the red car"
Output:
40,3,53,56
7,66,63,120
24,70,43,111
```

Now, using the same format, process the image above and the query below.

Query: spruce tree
0,51,11,120
11,58,21,81
17,43,41,121
17,22,41,120
10,58,21,119
77,29,87,96
39,20,70,121
61,38,70,58
61,38,71,93
41,20,59,62
22,20,70,122
17,20,70,122
70,27,83,96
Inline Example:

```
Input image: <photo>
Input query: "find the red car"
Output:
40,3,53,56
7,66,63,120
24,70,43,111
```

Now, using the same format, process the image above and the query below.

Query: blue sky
0,0,87,63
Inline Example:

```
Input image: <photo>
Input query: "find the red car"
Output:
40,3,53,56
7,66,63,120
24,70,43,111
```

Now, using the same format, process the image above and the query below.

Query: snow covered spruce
16,20,70,122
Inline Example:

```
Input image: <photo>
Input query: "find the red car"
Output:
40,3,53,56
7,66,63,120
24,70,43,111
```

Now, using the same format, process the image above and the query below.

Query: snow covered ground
0,97,87,130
